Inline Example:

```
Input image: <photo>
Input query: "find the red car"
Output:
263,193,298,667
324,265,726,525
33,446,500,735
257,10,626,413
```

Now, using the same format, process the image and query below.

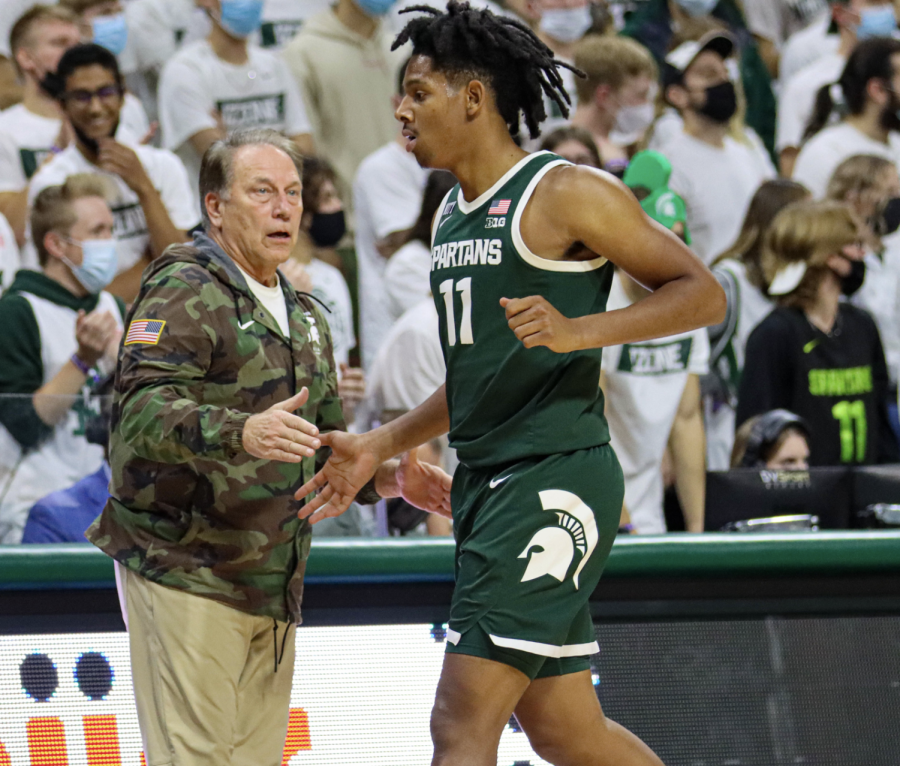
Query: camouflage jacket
86,233,344,623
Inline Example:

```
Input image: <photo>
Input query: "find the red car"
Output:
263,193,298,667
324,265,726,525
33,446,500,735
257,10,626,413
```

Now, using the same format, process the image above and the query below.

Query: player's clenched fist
242,387,321,463
500,295,583,353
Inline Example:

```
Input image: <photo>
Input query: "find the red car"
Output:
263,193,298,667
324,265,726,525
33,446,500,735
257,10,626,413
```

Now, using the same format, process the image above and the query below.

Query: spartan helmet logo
518,490,598,590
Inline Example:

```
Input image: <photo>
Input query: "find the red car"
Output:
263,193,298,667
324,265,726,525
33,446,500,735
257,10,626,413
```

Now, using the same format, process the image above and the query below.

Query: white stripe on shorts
488,634,599,658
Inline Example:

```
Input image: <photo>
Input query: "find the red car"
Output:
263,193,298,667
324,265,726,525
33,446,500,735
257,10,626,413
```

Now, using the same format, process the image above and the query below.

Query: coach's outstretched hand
295,432,452,524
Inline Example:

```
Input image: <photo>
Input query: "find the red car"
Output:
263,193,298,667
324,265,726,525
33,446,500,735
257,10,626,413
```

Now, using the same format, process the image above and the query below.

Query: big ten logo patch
0,639,310,765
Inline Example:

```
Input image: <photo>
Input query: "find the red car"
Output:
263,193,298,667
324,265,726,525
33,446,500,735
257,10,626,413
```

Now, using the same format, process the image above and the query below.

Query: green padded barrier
1,531,899,589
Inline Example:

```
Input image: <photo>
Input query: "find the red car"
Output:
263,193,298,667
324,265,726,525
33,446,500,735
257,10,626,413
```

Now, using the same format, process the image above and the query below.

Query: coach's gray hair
198,128,305,228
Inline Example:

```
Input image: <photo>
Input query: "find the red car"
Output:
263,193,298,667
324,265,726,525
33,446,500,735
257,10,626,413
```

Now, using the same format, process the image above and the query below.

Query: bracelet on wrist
70,354,91,375
617,523,635,535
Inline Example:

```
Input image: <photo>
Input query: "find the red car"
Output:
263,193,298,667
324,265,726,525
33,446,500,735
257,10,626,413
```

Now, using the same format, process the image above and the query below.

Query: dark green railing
1,531,899,589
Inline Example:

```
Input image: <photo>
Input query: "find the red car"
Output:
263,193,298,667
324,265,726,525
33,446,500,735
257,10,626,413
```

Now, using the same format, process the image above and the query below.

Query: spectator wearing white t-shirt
0,5,148,243
384,170,457,324
353,63,428,368
794,36,900,198
777,0,897,178
30,44,199,301
158,0,313,201
661,31,776,264
779,8,839,87
742,0,828,79
116,0,195,124
601,270,710,535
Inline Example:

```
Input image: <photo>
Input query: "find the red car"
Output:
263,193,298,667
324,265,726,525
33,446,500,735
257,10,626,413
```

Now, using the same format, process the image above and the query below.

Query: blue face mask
92,13,128,56
539,6,593,44
62,238,119,294
857,5,897,39
218,0,264,39
675,0,719,18
354,0,397,18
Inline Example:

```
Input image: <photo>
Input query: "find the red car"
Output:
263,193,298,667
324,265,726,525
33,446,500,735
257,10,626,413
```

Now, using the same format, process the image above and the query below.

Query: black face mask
697,80,737,124
841,258,867,297
39,71,63,99
875,197,900,236
309,210,346,248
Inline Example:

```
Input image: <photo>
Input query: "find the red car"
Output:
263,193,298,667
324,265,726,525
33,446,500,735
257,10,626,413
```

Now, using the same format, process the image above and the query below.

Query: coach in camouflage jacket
86,229,346,624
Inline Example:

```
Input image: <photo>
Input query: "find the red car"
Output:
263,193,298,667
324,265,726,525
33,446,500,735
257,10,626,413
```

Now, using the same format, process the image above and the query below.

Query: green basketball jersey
429,151,614,468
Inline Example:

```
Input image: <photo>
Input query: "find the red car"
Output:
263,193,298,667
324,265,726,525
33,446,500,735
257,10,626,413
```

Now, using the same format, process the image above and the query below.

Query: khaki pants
121,568,296,766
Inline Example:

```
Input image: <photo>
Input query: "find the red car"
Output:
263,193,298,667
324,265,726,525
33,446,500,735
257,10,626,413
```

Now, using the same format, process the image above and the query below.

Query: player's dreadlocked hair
392,1,584,140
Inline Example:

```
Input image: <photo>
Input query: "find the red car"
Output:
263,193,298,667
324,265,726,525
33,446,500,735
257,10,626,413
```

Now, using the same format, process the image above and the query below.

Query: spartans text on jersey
431,239,502,271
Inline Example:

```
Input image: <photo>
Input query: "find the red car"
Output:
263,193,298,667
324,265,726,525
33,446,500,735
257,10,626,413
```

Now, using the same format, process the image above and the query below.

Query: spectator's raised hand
338,363,365,421
96,137,153,195
242,387,321,463
75,309,119,367
140,121,159,145
280,259,313,294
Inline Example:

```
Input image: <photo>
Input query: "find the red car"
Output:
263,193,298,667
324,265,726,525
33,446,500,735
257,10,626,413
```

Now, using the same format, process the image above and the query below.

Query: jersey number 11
439,277,474,346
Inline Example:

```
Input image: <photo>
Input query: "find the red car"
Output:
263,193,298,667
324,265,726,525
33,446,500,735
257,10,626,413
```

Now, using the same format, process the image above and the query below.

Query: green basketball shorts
446,443,624,680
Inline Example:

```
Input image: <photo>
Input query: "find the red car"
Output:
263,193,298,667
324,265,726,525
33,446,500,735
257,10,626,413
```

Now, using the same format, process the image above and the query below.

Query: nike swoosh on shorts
489,474,512,489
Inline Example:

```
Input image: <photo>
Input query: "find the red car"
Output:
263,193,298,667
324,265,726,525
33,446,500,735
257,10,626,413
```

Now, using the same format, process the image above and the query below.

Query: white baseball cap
664,30,736,79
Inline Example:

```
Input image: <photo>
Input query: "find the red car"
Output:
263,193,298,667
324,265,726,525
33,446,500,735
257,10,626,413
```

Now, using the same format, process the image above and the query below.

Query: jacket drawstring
273,619,293,673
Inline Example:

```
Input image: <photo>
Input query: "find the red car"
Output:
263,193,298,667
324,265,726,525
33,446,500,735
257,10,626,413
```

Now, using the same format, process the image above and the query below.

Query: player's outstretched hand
396,448,453,519
500,296,582,353
295,430,380,524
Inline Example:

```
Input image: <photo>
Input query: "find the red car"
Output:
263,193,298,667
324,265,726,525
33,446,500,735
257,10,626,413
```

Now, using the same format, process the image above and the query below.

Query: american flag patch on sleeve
488,199,511,215
125,319,166,345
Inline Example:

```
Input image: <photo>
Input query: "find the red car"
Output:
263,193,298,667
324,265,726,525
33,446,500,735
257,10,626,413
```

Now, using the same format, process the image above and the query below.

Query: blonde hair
58,0,109,16
31,174,114,267
761,200,859,310
9,5,77,73
826,154,895,202
573,35,658,105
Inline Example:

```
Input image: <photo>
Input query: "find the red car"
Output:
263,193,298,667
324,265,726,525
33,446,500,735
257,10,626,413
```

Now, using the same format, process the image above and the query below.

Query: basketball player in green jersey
296,3,724,764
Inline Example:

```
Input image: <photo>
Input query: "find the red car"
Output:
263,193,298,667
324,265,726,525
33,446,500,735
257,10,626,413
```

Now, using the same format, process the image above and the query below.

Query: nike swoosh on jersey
803,339,820,353
489,474,513,489
238,319,255,330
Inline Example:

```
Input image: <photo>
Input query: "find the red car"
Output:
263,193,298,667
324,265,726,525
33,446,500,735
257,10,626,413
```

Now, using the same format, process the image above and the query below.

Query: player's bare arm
502,164,726,353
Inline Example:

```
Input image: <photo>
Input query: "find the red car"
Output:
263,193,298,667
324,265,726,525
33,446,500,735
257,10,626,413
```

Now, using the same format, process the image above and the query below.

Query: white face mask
610,102,655,146
675,0,719,17
539,6,592,43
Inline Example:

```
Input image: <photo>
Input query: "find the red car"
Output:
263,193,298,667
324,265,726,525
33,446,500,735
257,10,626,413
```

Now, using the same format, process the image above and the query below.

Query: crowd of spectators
1,0,900,542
